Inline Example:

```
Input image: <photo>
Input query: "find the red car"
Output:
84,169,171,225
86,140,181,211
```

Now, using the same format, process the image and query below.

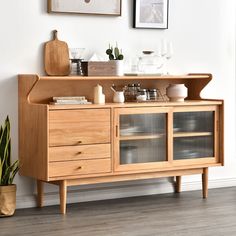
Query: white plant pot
166,84,188,102
115,60,124,76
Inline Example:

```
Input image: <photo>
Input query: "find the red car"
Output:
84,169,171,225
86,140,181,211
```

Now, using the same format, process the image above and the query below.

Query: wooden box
82,61,120,76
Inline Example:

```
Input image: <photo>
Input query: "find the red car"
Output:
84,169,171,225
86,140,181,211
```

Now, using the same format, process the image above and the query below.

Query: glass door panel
119,113,167,165
173,111,214,160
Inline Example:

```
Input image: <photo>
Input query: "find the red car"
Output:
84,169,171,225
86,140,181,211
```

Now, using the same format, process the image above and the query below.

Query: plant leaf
0,158,2,185
8,160,19,185
0,116,19,185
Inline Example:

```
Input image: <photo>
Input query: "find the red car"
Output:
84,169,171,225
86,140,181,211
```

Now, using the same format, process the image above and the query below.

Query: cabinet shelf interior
119,134,164,141
173,132,213,138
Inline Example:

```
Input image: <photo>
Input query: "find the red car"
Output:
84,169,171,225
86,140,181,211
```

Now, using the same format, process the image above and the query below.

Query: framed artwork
134,0,169,29
48,0,122,16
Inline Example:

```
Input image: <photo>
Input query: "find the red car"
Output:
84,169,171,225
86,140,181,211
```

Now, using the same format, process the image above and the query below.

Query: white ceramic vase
166,84,188,102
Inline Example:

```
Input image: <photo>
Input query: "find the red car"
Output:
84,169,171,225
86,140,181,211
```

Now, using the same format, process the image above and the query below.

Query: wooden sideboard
18,74,224,214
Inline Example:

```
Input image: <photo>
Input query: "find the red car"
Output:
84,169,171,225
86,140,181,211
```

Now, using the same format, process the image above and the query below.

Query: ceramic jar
113,91,125,103
94,84,105,104
166,84,188,102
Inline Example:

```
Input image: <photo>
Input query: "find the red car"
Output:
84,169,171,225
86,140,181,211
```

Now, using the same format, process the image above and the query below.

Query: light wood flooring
1,187,236,236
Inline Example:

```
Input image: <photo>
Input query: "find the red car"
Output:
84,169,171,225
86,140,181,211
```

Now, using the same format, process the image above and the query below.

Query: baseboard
16,177,236,209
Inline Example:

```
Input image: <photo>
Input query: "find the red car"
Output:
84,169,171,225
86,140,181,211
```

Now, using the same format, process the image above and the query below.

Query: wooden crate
82,61,119,76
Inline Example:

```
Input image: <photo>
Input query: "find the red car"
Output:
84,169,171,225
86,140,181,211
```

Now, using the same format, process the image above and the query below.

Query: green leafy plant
0,116,19,186
106,43,124,60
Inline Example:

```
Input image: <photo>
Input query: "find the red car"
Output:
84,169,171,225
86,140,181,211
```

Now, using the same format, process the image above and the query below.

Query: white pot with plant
106,43,124,76
0,116,19,217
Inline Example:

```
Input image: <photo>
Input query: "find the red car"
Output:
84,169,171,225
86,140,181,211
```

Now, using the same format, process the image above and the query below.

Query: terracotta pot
0,184,16,217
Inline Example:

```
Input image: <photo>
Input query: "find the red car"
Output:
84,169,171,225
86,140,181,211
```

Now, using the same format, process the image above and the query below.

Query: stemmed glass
161,41,173,74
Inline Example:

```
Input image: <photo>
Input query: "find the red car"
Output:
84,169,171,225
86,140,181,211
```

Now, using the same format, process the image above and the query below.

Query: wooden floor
2,187,236,236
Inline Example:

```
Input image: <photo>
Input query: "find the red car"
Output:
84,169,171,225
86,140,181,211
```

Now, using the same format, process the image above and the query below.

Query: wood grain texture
18,75,49,181
59,180,67,214
49,159,111,178
65,168,203,186
49,109,111,146
3,187,236,236
37,180,44,208
19,74,214,104
82,61,121,76
44,30,70,76
18,74,224,214
49,144,111,162
175,176,182,193
202,167,208,198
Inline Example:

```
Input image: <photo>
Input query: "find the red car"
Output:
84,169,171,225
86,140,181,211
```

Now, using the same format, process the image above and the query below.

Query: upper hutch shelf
18,73,214,104
39,74,211,81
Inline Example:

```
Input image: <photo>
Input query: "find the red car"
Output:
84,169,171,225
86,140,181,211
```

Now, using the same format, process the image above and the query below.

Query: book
50,101,92,105
54,99,88,103
52,96,86,101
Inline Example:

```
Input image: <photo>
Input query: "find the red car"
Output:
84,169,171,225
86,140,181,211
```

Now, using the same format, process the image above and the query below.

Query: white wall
0,0,235,208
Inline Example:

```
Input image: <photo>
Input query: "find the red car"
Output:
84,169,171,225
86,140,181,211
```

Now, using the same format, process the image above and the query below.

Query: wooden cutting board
44,30,70,76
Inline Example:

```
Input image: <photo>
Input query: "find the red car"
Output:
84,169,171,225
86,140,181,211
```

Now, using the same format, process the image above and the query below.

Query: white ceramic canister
113,91,125,103
115,60,124,76
166,84,188,102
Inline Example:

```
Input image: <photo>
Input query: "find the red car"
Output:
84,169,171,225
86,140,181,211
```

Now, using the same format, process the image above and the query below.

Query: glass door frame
113,107,173,172
171,105,220,167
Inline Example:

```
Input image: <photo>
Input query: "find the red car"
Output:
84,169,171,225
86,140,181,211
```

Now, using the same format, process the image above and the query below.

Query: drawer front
49,159,111,177
49,144,111,162
49,109,111,146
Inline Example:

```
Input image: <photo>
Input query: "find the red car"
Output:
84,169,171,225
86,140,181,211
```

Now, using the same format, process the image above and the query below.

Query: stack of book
50,96,92,105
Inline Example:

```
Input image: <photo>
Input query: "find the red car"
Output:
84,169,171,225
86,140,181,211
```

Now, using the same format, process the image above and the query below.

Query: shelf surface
173,132,213,138
120,134,164,141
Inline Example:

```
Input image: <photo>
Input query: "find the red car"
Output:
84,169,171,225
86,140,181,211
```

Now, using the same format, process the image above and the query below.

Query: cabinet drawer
49,109,111,146
49,144,111,162
49,159,111,177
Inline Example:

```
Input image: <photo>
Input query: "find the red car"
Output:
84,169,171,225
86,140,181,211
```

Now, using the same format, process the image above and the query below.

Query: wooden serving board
44,30,70,76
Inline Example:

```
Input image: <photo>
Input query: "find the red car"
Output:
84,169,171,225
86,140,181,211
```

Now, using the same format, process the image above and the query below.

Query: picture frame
48,0,122,16
133,0,169,29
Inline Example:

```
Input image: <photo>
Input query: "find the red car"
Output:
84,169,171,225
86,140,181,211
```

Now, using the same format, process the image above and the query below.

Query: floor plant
0,116,19,217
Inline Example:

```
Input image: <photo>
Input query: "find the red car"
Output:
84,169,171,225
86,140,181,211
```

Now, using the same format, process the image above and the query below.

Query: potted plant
0,116,19,217
106,43,124,76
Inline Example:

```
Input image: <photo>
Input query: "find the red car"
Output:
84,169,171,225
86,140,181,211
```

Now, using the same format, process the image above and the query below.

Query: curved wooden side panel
18,75,49,181
185,73,212,100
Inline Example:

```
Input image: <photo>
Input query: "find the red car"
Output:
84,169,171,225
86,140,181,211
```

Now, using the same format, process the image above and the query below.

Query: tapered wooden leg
202,168,208,198
175,176,182,193
37,180,44,208
59,180,67,214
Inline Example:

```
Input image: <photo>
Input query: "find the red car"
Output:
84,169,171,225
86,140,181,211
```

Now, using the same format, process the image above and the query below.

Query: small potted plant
0,116,19,217
106,43,124,76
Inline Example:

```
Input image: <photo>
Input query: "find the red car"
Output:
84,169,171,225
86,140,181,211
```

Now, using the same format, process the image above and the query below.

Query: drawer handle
78,141,82,144
77,166,82,170
77,151,83,155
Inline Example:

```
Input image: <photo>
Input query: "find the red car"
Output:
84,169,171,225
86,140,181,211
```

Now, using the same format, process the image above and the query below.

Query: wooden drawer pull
77,166,82,170
77,141,82,144
77,152,82,155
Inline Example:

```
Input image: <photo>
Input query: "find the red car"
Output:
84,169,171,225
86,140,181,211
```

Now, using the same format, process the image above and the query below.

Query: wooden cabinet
18,74,224,214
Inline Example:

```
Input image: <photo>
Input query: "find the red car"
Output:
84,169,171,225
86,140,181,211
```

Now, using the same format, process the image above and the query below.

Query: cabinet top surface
48,100,223,110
